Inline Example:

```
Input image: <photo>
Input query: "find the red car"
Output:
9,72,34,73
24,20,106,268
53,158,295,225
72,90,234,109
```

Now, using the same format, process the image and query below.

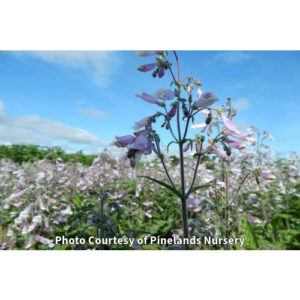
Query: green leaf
139,176,182,198
169,155,180,168
242,218,259,249
167,141,176,152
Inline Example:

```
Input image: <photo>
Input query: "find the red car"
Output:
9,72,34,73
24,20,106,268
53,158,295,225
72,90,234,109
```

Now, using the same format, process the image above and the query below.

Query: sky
0,51,299,156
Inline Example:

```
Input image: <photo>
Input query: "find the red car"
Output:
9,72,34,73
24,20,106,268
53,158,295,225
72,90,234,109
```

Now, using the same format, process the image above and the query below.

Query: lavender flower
136,51,164,57
153,88,175,100
137,63,157,72
226,139,246,149
167,105,177,119
115,135,136,147
194,92,219,109
260,171,276,180
136,92,164,106
158,67,165,78
132,116,152,130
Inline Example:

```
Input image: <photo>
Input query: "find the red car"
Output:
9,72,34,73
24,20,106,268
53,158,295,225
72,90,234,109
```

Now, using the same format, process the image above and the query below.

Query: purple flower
183,141,191,152
226,130,255,142
247,216,260,224
154,88,175,100
226,139,246,149
142,201,153,207
187,197,205,212
212,146,227,158
36,235,55,248
132,116,152,130
144,137,153,155
136,51,164,57
221,113,255,142
126,130,153,167
158,67,165,78
136,92,163,106
194,92,218,109
260,171,276,180
128,130,151,153
167,106,177,119
137,63,157,72
144,210,152,218
221,112,240,134
115,135,136,148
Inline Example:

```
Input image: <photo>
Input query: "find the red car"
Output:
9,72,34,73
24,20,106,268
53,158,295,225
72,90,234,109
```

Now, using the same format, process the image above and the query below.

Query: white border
0,0,299,50
0,251,299,299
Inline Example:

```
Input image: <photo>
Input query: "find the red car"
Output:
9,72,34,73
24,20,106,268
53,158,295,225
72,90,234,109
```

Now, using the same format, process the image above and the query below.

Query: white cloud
232,98,250,111
0,100,108,149
13,51,119,86
77,108,109,119
214,51,251,64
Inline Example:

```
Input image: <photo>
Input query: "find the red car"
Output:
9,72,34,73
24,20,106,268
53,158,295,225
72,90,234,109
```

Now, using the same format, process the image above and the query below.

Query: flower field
0,144,299,250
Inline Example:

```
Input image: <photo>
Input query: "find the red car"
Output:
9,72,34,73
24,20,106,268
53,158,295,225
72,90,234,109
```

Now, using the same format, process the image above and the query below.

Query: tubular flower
220,112,240,134
132,116,152,130
260,171,276,180
226,139,246,149
221,113,255,142
115,135,136,148
158,67,165,78
167,105,177,119
128,130,151,153
225,130,255,142
263,131,275,141
194,92,219,109
187,197,205,212
137,63,157,72
153,88,175,100
136,92,164,106
126,130,153,167
212,146,227,158
136,51,164,57
183,141,191,152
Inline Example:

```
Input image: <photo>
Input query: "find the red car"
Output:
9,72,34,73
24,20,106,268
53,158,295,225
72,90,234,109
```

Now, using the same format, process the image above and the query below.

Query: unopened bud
152,69,158,78
194,80,202,86
225,147,231,156
205,113,212,125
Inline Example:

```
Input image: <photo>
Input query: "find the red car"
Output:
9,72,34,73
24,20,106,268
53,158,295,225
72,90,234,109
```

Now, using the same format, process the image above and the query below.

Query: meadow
0,144,299,250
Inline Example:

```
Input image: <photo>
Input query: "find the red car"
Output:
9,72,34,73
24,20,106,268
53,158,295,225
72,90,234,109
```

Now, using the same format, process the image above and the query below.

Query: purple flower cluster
115,129,153,167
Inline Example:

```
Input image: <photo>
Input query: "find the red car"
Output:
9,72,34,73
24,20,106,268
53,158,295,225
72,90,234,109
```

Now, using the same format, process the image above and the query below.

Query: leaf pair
139,176,212,200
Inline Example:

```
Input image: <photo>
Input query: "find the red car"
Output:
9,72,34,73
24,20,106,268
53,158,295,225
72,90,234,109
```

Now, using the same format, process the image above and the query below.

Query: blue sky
0,51,299,156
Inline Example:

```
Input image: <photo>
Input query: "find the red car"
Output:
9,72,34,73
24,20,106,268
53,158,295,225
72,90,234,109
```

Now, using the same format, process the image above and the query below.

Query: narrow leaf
139,176,182,198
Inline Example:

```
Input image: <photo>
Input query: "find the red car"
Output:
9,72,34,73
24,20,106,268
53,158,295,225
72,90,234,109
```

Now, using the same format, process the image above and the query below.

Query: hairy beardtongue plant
114,51,260,250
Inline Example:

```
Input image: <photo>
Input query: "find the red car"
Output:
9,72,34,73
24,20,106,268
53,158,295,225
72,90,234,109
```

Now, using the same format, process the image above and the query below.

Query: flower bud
205,113,212,125
224,146,231,156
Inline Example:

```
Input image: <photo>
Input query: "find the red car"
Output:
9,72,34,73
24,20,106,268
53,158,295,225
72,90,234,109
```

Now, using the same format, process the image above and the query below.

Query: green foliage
0,144,97,166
